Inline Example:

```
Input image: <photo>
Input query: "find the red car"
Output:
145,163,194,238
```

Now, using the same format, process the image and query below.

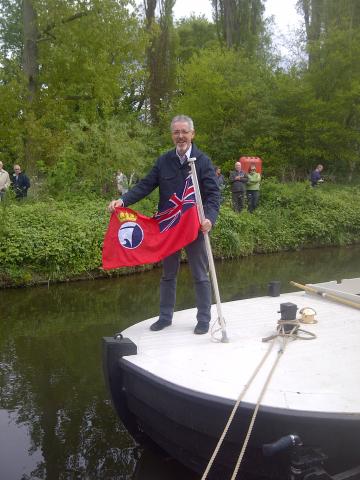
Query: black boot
150,319,172,331
194,321,209,335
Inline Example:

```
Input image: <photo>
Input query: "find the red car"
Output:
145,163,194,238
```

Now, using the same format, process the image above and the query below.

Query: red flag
102,177,200,269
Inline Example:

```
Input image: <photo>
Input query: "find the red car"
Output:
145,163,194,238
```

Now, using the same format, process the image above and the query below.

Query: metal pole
188,158,229,343
290,281,360,310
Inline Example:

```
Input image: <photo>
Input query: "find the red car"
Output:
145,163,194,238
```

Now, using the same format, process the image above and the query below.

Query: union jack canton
154,174,198,232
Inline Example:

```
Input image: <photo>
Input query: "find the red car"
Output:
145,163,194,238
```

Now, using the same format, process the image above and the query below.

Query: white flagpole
188,158,229,343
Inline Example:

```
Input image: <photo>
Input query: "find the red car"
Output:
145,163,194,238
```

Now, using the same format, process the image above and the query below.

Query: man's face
171,121,194,156
235,162,241,171
0,162,3,170
14,165,21,174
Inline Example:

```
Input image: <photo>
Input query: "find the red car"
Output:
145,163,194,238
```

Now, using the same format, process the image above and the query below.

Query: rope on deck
201,320,316,480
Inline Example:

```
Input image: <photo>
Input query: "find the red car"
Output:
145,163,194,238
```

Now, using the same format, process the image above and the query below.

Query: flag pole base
221,331,230,343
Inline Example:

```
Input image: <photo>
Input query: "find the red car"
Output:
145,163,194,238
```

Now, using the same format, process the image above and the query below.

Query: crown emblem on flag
118,211,137,223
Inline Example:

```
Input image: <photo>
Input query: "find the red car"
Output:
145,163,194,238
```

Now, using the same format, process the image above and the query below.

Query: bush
2,181,360,287
212,180,360,257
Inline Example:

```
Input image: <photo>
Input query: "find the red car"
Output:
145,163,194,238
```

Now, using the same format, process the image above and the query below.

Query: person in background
0,161,11,201
246,164,261,213
310,164,324,187
11,164,30,199
214,166,225,202
116,170,128,195
229,161,248,212
108,115,220,335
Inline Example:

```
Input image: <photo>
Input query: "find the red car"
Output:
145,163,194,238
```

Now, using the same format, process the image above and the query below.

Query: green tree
0,0,147,177
295,1,360,178
175,15,218,64
172,47,276,165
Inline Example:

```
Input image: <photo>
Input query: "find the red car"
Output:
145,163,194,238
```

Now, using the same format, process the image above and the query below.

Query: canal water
1,245,360,480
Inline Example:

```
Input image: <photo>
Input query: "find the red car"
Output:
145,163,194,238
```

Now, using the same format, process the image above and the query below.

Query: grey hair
171,115,194,131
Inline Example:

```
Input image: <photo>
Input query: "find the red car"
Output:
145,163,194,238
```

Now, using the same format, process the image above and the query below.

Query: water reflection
0,409,42,479
1,246,360,479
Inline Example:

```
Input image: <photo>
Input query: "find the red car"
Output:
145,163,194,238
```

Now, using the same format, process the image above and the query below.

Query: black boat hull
103,336,360,478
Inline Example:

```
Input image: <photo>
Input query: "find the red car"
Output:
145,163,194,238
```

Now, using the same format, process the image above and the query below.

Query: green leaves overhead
172,47,276,164
1,0,360,187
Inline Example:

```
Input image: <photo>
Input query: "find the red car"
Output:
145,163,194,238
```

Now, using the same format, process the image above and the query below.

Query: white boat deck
121,291,360,415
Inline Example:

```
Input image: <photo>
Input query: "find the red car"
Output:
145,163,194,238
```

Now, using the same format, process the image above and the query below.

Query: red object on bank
239,156,262,174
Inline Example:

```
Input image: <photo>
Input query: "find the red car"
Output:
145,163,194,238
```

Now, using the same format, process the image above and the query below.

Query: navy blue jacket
11,172,30,198
310,170,322,187
122,144,220,225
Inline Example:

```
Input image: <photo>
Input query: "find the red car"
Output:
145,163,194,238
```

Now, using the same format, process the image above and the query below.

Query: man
108,115,220,335
310,164,324,187
0,161,11,201
229,161,248,212
11,164,30,199
246,164,261,213
215,166,225,203
215,166,224,187
116,170,128,195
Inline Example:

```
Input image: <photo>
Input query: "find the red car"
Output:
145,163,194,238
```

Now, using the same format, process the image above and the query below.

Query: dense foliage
1,0,360,188
2,181,360,287
1,0,360,286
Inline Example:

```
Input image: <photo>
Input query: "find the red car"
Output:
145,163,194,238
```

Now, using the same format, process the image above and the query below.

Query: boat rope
263,320,317,342
201,321,316,480
230,343,285,479
210,317,228,342
201,338,276,479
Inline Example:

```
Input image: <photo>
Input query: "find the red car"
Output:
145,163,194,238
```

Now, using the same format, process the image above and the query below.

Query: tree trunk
23,0,38,103
223,0,236,48
299,0,324,69
144,0,175,125
22,0,39,172
212,0,264,51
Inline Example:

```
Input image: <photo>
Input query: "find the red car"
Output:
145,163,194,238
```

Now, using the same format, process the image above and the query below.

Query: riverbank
1,181,360,287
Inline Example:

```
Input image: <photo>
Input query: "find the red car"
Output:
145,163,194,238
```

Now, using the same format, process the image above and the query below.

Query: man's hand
201,218,212,233
108,199,123,212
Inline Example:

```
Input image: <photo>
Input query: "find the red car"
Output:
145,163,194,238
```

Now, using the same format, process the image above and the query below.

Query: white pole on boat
188,157,229,343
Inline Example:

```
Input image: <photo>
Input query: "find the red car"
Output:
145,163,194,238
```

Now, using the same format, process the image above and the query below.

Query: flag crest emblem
118,222,144,249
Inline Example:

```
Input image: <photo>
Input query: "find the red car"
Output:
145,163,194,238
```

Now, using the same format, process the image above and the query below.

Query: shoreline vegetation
2,2,360,290
1,180,360,288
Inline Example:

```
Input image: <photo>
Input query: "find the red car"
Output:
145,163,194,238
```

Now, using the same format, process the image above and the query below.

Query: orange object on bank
239,156,262,174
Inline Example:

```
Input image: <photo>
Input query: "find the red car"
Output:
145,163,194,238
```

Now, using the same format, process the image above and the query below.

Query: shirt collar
176,144,192,163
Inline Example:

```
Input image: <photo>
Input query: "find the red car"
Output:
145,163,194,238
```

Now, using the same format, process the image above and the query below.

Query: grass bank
1,181,360,287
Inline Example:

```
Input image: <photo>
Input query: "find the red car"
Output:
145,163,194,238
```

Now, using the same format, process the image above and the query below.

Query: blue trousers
232,191,245,212
247,190,259,212
159,232,211,324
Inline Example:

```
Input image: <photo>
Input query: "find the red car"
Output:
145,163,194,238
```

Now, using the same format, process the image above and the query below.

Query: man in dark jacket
229,161,248,212
108,115,220,335
12,164,30,199
310,164,324,187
